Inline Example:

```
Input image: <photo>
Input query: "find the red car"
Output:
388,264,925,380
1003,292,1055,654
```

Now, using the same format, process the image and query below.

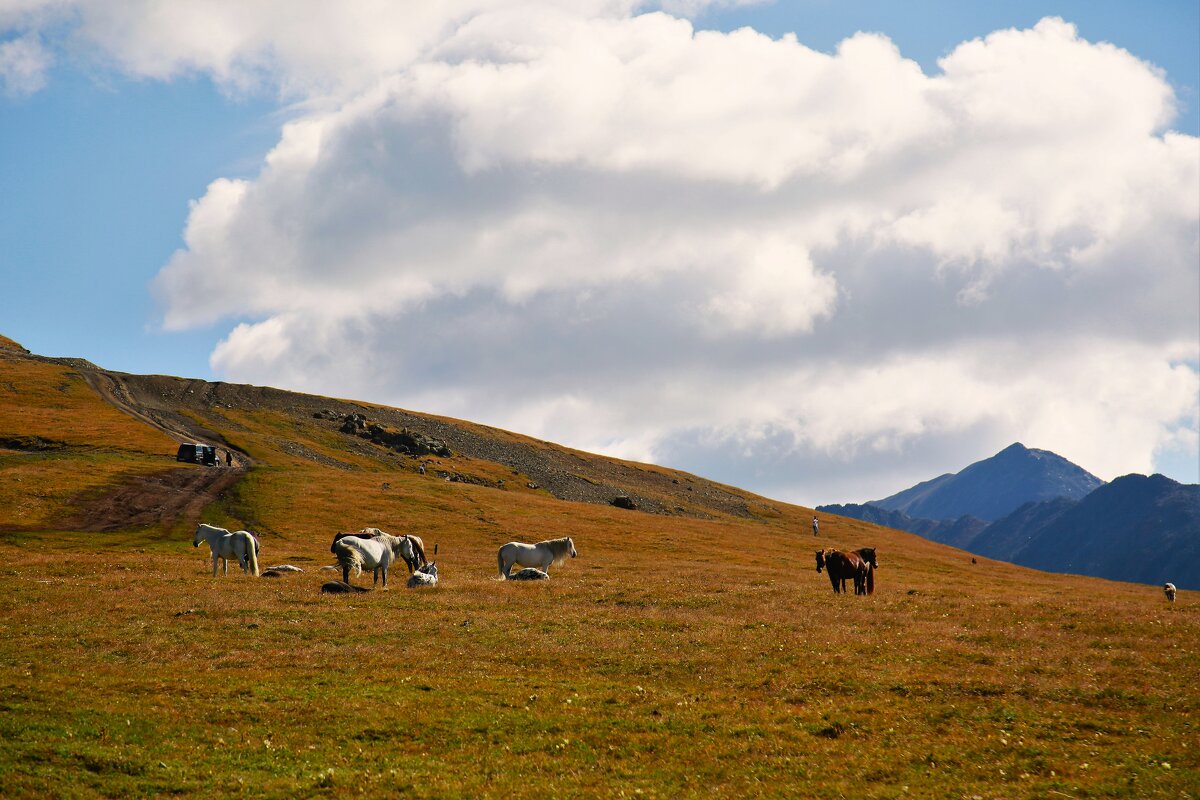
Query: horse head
568,537,577,558
391,535,415,561
815,549,826,573
860,547,878,569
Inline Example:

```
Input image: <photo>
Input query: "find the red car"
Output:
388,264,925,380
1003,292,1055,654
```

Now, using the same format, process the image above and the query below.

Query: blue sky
1,1,1196,501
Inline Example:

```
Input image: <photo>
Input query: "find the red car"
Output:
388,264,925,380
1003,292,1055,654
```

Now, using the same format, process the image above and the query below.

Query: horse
193,523,260,577
497,537,576,579
321,580,370,594
330,528,427,573
1164,583,1177,602
333,532,413,589
507,567,550,581
407,562,438,588
815,548,868,595
403,534,429,573
853,547,878,595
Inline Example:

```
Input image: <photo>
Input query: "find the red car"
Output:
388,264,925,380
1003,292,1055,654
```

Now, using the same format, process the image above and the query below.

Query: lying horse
407,562,438,588
333,532,412,589
507,567,550,581
497,537,576,579
321,580,370,594
193,523,260,577
815,548,868,595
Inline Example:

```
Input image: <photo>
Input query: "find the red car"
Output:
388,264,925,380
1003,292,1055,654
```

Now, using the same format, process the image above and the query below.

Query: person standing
812,516,819,537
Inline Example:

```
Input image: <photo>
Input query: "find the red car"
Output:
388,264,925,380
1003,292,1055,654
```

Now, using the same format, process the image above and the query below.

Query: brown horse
815,548,869,595
853,547,877,595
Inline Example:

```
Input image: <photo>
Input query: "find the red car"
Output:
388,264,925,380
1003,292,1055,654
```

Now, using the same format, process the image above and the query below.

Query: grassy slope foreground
0,339,1196,799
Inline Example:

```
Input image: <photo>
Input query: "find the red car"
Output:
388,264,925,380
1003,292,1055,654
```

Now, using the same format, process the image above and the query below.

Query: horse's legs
381,566,388,590
342,564,351,584
372,567,380,587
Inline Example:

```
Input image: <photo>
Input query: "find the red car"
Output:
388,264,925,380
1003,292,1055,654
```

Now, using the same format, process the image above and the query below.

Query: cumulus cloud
9,4,1198,503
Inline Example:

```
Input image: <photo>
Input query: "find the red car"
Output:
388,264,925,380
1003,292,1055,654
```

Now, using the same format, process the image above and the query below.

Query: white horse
1164,583,1177,602
407,562,438,588
193,523,260,577
508,567,550,581
497,537,576,579
333,532,412,589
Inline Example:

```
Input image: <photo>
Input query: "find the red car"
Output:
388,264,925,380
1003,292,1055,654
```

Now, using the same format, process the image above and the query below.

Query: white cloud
8,4,1197,502
0,33,50,94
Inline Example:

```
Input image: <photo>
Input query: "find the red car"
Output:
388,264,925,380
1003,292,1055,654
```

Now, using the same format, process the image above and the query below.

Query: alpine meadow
0,337,1195,798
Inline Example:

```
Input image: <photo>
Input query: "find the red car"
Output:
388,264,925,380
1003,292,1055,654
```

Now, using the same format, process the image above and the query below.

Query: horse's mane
407,535,427,565
538,537,573,566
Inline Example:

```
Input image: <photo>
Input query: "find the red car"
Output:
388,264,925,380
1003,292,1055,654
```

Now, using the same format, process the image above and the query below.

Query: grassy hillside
0,343,1195,798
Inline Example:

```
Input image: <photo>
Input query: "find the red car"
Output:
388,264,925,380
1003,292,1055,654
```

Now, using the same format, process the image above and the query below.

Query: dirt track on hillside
62,365,251,532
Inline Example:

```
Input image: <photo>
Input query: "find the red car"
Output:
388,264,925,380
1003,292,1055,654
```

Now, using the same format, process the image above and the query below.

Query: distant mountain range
820,444,1199,590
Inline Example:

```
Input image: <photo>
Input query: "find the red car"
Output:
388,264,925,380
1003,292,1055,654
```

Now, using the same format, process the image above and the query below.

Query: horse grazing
815,548,868,595
193,523,260,577
333,532,413,589
1164,583,1177,602
407,562,438,588
403,534,429,573
497,537,576,579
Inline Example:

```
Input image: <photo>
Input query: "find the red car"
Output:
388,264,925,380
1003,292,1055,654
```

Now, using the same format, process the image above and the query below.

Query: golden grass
0,353,1196,798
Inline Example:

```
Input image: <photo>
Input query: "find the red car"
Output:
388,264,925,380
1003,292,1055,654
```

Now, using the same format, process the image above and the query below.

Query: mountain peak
871,444,1104,522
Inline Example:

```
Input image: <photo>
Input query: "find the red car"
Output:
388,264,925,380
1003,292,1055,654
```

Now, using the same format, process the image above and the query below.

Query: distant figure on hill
225,450,233,467
1164,583,1177,602
812,516,819,537
419,463,426,475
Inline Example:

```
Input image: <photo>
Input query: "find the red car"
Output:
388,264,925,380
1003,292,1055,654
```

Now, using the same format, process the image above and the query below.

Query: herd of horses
193,522,880,596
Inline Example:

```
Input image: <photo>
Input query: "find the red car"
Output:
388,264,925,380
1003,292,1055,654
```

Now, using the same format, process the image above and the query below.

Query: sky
1,1,1197,507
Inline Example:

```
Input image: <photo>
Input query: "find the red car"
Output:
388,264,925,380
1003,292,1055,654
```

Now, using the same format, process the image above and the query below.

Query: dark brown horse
815,548,869,595
853,547,877,595
330,530,377,554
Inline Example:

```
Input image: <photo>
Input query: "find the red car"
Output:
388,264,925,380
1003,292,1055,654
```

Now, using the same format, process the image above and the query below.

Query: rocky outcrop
336,413,453,458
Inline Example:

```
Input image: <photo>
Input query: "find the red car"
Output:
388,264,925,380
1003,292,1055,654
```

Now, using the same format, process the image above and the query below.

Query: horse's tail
335,540,363,578
244,534,260,577
497,548,508,580
866,564,874,595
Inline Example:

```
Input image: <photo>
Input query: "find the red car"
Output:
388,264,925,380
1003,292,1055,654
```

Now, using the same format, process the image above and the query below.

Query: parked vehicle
176,443,217,466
